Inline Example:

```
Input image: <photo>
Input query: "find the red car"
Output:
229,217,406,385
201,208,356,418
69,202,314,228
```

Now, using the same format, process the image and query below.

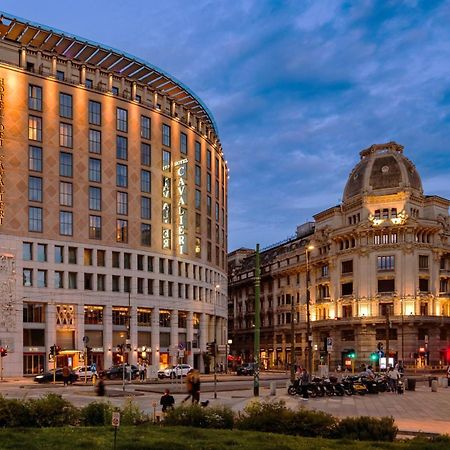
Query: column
36,51,42,73
51,56,57,77
108,73,113,92
103,305,113,368
129,304,138,365
186,311,194,367
45,303,56,370
66,60,72,82
80,65,86,85
94,68,100,87
120,77,126,94
19,47,26,68
199,313,208,373
75,303,85,353
151,307,160,371
132,82,137,101
170,309,179,365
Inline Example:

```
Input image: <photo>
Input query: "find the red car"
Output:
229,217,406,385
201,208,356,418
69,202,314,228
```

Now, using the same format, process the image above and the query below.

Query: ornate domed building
229,142,450,371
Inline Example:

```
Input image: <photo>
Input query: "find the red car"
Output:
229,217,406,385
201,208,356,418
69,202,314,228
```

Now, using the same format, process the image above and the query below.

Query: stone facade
229,143,450,371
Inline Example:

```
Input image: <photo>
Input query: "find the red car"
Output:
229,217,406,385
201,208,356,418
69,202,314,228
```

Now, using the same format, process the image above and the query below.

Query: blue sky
4,0,450,250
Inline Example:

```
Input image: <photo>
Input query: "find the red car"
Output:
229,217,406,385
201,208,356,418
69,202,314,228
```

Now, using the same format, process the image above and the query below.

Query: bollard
270,382,276,396
442,378,448,388
431,379,438,392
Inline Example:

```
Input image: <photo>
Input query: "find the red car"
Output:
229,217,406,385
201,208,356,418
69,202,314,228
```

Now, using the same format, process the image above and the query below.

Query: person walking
139,362,145,382
387,366,400,392
300,368,310,400
160,388,175,412
62,365,70,386
182,369,201,404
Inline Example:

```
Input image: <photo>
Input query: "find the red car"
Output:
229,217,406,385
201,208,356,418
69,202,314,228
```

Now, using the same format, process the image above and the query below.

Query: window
419,255,429,270
55,246,64,263
68,247,77,264
29,146,42,172
84,306,103,325
378,278,395,293
116,135,128,160
195,190,201,209
59,181,73,206
59,152,73,177
379,303,393,317
321,265,329,277
85,78,93,88
28,85,42,111
37,270,47,288
137,308,152,324
124,253,131,269
206,173,211,193
112,252,120,268
23,242,33,261
215,202,220,222
89,187,101,210
89,158,101,182
116,219,128,242
112,86,119,95
116,191,128,215
341,282,353,296
97,250,105,266
207,196,211,216
116,164,128,187
148,279,154,294
377,255,395,270
162,124,171,147
56,70,65,81
141,223,151,246
89,129,101,153
68,272,77,289
376,328,397,340
124,276,131,293
341,329,355,341
141,197,151,220
29,207,42,232
195,141,201,162
206,150,211,169
141,143,151,166
195,165,201,186
59,93,72,118
341,260,353,274
162,150,171,171
195,213,201,233
60,211,73,236
28,176,42,202
195,237,201,257
37,243,47,262
97,274,105,291
419,278,429,292
116,107,128,132
23,269,33,287
59,122,73,147
89,215,101,239
23,303,45,323
180,132,187,154
141,115,151,139
28,115,42,141
148,257,154,272
88,100,101,125
141,170,151,193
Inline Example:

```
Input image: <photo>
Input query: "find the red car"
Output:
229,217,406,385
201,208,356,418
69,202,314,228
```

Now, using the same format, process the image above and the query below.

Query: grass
0,426,448,450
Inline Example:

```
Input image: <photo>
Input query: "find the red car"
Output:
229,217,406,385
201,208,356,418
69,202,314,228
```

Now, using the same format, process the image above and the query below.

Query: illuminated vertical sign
0,77,5,224
175,158,188,254
162,175,172,249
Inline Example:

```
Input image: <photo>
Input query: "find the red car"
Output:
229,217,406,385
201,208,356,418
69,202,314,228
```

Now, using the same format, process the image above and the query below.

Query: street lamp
306,244,314,375
226,339,232,374
213,283,220,399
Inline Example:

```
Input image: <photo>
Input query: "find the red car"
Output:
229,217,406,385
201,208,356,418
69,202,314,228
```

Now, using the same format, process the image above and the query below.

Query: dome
343,142,423,202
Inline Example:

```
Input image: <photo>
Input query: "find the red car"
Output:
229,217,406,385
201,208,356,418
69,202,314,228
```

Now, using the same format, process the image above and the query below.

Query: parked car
34,368,79,384
73,365,97,381
99,364,139,380
158,364,193,379
236,363,257,376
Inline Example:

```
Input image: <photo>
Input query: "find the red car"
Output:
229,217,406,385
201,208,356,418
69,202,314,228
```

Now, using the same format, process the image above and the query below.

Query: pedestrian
139,361,145,382
300,368,310,400
387,366,400,392
95,376,105,396
160,388,175,412
62,365,70,386
182,369,201,404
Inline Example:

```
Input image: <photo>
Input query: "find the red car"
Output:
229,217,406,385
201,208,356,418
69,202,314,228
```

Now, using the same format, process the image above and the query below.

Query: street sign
326,337,333,351
178,343,185,350
178,350,185,358
112,412,121,427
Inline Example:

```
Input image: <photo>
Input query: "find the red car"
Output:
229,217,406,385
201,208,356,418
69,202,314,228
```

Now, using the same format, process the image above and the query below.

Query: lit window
116,219,128,243
89,215,101,239
28,115,42,141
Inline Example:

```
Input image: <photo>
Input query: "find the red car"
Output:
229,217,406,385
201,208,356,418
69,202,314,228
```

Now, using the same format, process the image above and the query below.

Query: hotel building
229,142,450,370
0,12,228,376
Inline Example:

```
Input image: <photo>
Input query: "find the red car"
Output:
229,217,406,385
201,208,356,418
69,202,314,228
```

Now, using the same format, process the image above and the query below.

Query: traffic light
370,352,379,362
117,344,124,355
207,341,216,357
377,342,384,351
50,345,56,357
347,350,356,359
55,345,61,356
0,346,7,357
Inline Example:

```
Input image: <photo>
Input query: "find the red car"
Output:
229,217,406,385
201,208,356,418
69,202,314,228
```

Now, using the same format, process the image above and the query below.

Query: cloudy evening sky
3,0,450,250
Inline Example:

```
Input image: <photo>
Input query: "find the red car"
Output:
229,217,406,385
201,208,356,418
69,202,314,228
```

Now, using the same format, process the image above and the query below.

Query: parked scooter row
288,374,404,397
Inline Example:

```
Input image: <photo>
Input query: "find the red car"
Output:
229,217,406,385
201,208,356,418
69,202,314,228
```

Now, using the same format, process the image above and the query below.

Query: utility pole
306,246,313,375
290,294,295,382
253,243,260,397
385,306,390,367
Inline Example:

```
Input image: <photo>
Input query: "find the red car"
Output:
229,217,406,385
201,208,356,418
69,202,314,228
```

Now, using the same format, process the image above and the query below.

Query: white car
73,365,97,380
158,364,192,379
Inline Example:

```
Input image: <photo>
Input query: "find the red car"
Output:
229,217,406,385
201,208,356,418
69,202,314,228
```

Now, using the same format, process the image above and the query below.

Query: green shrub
27,393,79,427
120,399,149,425
235,400,290,434
332,416,398,441
0,395,32,427
288,407,336,437
164,404,234,429
80,401,113,426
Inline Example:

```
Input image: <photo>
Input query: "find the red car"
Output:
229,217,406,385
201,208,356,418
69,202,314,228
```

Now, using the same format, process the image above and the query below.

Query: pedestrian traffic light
0,346,7,357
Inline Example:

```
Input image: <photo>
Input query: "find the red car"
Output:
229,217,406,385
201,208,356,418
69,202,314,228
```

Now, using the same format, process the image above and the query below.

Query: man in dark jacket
160,388,175,412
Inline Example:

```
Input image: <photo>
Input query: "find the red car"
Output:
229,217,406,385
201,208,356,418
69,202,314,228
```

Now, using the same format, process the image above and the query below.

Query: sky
3,0,450,251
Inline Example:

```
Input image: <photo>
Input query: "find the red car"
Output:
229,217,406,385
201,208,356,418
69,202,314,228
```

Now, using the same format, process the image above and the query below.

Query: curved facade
229,143,450,371
0,12,228,376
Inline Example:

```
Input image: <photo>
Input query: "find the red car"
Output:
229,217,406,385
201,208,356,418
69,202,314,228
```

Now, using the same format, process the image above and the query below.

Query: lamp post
400,298,404,363
213,283,220,399
290,294,296,382
306,245,314,375
253,243,261,397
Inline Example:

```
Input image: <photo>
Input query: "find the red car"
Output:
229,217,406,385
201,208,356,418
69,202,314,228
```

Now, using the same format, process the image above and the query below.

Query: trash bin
428,376,437,387
406,378,416,391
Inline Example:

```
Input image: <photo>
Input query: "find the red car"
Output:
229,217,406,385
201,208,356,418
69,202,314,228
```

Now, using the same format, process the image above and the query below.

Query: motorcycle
287,379,318,398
